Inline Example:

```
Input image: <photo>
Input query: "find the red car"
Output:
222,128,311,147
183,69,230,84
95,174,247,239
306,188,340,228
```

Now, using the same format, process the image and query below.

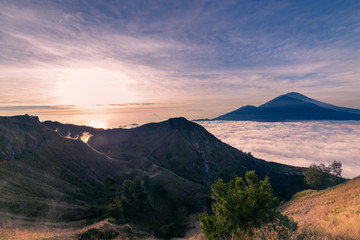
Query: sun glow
89,119,107,129
57,67,137,106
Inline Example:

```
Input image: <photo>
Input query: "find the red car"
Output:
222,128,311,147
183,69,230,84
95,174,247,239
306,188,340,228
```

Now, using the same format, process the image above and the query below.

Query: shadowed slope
286,92,360,114
44,117,307,200
0,115,129,220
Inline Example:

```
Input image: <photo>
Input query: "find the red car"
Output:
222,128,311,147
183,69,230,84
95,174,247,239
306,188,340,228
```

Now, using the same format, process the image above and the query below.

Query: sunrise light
89,119,107,129
1,1,360,239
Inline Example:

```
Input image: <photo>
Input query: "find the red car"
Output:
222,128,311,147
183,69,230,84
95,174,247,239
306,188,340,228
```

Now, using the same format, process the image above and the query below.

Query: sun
89,119,107,129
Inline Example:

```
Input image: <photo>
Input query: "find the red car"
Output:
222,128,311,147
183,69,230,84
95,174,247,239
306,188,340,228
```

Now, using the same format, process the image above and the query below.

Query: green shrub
199,171,297,239
108,177,152,221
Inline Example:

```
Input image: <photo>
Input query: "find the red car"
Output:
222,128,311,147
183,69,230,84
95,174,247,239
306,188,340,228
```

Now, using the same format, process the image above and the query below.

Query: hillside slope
0,115,310,238
43,117,307,200
280,177,360,239
214,92,360,121
0,115,130,221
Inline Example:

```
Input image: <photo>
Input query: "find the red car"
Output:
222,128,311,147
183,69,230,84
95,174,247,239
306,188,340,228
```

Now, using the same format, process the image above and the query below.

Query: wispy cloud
108,103,156,107
199,120,360,178
0,105,73,111
0,0,359,124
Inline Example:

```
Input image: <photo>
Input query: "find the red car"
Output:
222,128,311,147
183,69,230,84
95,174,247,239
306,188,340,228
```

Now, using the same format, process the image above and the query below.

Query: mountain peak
168,117,190,125
214,93,360,121
285,92,307,97
284,92,315,101
167,117,213,133
0,114,40,128
168,117,188,122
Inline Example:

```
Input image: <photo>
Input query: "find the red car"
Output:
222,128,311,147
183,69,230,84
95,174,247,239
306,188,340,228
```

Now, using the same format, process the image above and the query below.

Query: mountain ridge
44,116,307,197
213,92,360,121
285,92,360,114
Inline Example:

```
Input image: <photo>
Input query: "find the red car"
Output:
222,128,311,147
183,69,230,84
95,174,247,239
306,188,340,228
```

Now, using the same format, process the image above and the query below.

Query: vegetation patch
279,177,360,239
76,220,154,240
199,171,297,239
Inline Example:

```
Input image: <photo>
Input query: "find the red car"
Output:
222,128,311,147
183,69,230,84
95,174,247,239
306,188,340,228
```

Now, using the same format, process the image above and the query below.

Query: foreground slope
280,177,360,238
214,92,360,121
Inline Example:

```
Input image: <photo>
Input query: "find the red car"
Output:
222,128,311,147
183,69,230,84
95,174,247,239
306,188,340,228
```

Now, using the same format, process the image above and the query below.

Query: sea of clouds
198,121,360,178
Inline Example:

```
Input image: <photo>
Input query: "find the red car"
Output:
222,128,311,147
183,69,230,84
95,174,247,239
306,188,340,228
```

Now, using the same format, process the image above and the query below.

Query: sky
1,0,360,127
199,120,360,178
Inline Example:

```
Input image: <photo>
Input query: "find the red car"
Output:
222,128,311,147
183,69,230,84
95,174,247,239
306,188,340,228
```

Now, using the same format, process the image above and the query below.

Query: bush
108,177,152,221
77,227,119,240
199,171,297,239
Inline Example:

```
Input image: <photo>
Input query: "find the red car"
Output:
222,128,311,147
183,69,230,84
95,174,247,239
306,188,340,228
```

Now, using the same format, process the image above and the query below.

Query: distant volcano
214,92,360,121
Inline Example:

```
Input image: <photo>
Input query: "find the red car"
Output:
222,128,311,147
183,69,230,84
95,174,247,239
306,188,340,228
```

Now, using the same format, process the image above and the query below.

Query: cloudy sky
1,0,360,127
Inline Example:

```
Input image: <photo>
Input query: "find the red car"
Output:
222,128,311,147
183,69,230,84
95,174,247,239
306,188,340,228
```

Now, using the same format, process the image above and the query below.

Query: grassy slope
279,176,360,239
0,115,130,221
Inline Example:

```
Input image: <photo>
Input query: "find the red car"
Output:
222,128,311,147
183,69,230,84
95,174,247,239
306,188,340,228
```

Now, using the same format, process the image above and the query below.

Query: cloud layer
199,120,360,178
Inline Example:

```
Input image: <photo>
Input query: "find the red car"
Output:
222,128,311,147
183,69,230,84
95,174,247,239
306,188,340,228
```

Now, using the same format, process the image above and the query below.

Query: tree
330,161,342,178
304,161,343,190
199,171,297,239
303,164,330,190
317,163,331,174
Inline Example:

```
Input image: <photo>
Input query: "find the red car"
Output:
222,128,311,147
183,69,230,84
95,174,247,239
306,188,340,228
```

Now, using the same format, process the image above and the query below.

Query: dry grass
279,176,360,239
76,219,157,240
172,213,206,240
0,227,75,240
0,218,158,240
0,213,81,240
